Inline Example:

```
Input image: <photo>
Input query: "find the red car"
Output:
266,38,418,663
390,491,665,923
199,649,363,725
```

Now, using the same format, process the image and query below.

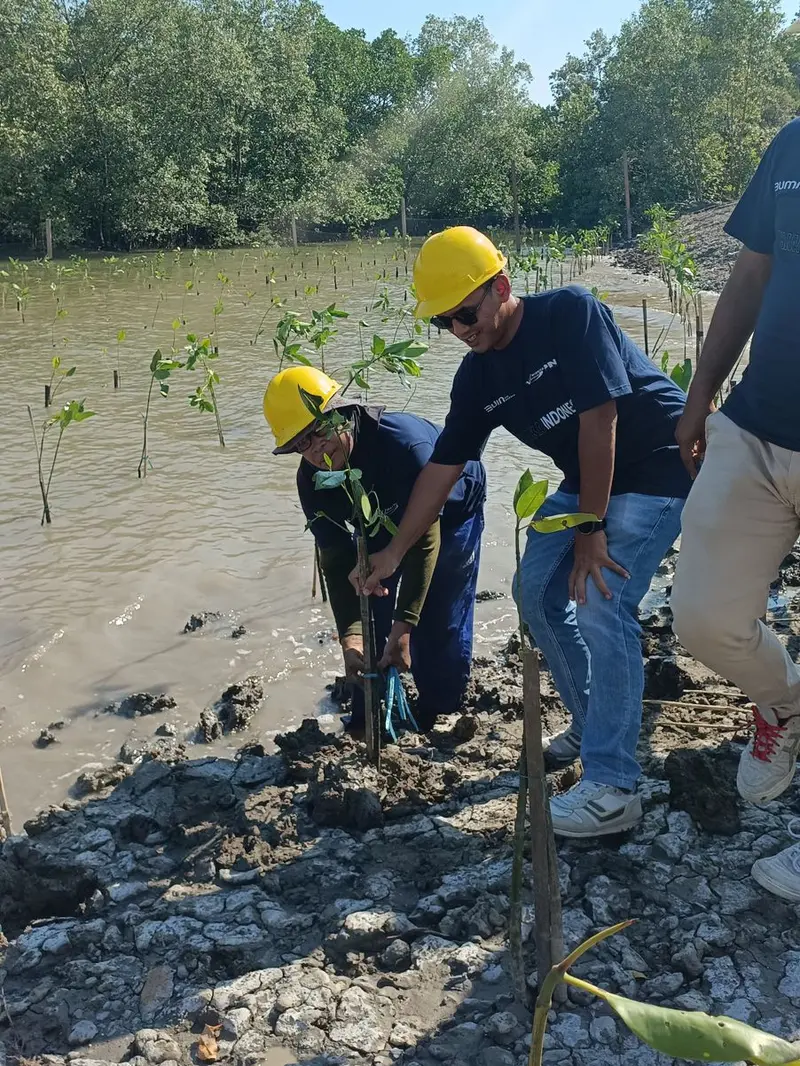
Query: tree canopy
0,0,798,247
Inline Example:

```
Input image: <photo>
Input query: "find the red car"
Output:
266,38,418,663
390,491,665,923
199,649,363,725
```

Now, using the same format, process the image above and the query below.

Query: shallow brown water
0,247,716,824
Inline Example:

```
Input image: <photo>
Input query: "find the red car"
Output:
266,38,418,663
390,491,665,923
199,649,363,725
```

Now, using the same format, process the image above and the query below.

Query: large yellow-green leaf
597,987,800,1064
530,512,597,534
515,477,549,521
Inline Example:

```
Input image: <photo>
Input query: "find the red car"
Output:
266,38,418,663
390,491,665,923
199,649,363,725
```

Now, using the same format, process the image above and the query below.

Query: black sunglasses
430,278,496,332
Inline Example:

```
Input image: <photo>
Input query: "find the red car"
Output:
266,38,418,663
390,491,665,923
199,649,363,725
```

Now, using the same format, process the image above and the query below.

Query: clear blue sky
320,0,799,103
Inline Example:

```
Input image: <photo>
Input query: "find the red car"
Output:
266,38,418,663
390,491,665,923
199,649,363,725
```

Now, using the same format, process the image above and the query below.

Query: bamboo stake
642,299,650,357
357,537,381,768
0,766,12,839
523,646,563,989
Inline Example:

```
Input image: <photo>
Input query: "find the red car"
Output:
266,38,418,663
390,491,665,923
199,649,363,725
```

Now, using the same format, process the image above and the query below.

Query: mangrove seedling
184,335,225,447
45,355,76,408
529,922,800,1066
509,471,597,997
138,349,184,477
27,398,95,525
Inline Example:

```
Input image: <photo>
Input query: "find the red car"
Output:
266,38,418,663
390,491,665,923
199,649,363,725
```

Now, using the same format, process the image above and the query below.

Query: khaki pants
672,412,800,717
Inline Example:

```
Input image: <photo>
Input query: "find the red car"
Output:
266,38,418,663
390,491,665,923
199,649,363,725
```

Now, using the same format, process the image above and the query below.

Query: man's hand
676,397,715,479
569,531,629,605
378,622,413,672
348,546,401,597
341,634,365,687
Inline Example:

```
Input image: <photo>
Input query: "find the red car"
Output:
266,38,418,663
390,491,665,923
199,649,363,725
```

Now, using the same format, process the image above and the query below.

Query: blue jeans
515,490,684,789
351,510,484,727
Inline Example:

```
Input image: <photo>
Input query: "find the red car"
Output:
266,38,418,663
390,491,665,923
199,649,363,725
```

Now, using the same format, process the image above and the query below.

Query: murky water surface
0,245,717,823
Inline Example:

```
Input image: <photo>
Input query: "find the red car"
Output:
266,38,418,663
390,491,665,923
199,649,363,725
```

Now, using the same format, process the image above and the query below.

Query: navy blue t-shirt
722,119,800,451
430,287,691,499
297,406,486,551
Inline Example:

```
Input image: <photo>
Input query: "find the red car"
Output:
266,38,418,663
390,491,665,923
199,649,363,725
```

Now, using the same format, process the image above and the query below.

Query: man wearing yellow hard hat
263,365,486,733
356,226,692,837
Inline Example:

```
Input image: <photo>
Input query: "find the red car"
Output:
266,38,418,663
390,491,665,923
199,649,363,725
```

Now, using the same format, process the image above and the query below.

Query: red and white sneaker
737,707,800,805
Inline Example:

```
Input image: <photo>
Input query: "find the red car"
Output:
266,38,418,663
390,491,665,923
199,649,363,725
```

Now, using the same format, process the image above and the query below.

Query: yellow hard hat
413,226,507,318
263,366,341,452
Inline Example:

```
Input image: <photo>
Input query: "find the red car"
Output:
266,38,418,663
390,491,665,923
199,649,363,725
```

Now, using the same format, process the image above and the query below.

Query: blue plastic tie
383,666,419,741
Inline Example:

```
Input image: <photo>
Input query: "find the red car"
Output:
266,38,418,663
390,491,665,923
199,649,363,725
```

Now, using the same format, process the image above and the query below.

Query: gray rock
643,971,684,999
695,914,734,949
485,1012,519,1044
780,953,800,1000
428,1022,482,1060
541,1051,571,1065
222,1008,253,1039
390,1019,424,1049
480,1049,516,1066
140,965,174,1022
584,876,631,926
671,942,704,979
652,831,689,862
674,990,712,1012
382,939,411,970
549,1013,590,1048
274,1009,325,1052
589,1016,617,1044
705,956,741,1002
68,1021,98,1046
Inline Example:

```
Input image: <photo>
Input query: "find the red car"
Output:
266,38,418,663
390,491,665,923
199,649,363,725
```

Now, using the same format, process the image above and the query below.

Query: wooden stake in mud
0,765,12,839
291,218,298,252
45,217,53,261
113,370,120,389
357,536,381,768
400,196,408,239
642,299,650,357
44,383,52,407
523,646,564,989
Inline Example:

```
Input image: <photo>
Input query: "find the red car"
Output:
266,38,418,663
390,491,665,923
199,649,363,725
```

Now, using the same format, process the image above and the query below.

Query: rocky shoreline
614,202,740,293
4,555,800,1066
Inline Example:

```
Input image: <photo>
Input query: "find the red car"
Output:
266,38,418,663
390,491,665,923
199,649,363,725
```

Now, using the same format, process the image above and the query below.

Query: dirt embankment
615,203,741,292
3,551,800,1066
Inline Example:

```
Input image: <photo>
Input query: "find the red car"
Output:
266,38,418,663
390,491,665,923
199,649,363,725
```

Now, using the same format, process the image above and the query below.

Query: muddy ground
615,203,740,292
3,550,800,1066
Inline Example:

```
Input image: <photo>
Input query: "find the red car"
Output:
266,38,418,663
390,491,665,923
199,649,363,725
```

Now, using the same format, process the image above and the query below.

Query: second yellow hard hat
413,226,507,319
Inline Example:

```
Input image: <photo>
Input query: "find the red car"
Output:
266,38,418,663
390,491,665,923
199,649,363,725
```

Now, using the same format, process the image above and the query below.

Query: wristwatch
576,518,607,535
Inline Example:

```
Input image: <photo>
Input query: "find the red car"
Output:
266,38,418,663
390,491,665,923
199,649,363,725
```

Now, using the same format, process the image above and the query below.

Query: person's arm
318,543,367,684
676,248,772,476
569,400,629,605
356,462,461,597
379,520,442,671
353,362,489,596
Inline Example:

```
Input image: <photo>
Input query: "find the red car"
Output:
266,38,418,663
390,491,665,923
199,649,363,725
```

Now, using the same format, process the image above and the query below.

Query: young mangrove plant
184,335,225,447
27,397,95,525
272,304,350,371
138,350,184,478
529,922,800,1066
509,472,596,997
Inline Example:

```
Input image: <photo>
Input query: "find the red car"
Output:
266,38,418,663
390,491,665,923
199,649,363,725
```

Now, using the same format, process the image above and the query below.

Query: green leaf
360,494,373,521
591,987,800,1065
314,470,347,489
324,453,333,469
286,351,312,366
150,349,163,373
660,351,669,373
670,359,693,392
530,512,599,534
171,319,181,331
515,479,549,520
380,514,399,536
160,382,170,396
52,355,61,370
117,329,126,342
371,334,386,356
513,470,533,510
65,366,76,377
298,387,324,419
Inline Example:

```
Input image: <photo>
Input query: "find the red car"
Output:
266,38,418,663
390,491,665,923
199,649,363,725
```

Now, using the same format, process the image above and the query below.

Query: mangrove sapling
509,471,597,996
138,350,184,478
26,398,95,525
528,922,800,1066
184,335,225,446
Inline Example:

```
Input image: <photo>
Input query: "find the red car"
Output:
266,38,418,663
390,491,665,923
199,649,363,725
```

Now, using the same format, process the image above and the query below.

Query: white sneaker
737,707,800,805
550,779,642,838
752,820,800,902
543,726,582,771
